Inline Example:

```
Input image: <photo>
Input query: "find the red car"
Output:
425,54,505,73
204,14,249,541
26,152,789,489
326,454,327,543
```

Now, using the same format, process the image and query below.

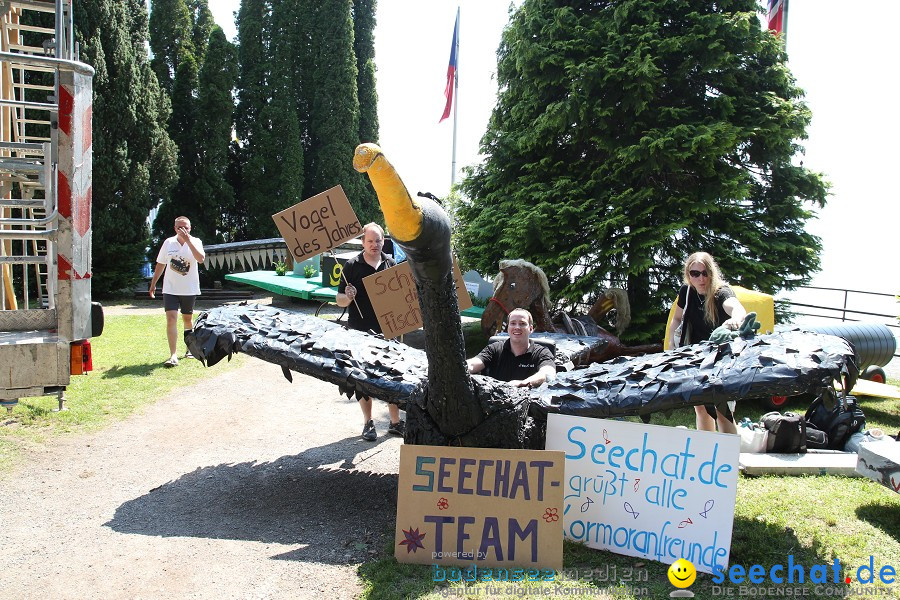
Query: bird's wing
186,303,429,404
187,303,857,426
529,329,858,421
186,303,608,406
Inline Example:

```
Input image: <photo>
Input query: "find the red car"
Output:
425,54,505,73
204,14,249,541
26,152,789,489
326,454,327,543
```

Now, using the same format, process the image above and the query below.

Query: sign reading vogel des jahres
271,185,362,263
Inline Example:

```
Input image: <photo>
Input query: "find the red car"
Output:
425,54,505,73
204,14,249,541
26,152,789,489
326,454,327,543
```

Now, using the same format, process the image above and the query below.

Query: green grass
0,313,244,474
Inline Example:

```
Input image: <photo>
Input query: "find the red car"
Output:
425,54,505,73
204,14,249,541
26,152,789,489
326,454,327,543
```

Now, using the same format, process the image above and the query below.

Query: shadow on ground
104,435,401,564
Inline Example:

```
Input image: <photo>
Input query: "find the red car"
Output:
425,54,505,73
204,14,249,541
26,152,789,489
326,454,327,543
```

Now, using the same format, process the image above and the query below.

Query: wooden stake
334,249,364,319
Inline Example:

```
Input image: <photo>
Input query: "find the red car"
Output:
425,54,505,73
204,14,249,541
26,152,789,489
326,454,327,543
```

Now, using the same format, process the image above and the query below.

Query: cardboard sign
545,414,740,575
395,444,565,569
271,185,362,262
362,258,473,338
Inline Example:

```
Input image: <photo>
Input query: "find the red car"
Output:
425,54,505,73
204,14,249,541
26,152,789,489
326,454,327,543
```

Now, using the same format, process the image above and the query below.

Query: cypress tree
234,0,273,239
232,0,379,237
150,0,229,247
353,0,378,145
303,0,374,223
352,0,380,219
239,0,305,240
148,0,192,94
453,0,827,342
197,28,239,242
74,0,177,297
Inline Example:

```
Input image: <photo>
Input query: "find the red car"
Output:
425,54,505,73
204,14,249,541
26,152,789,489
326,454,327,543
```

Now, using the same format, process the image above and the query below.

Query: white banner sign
546,414,740,574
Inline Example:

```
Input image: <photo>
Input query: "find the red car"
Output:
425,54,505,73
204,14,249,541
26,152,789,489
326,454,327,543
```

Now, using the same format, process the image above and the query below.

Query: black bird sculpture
187,144,858,449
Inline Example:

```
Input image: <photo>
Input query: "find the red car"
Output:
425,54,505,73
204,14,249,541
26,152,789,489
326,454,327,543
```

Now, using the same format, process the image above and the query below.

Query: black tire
90,301,104,337
862,365,887,384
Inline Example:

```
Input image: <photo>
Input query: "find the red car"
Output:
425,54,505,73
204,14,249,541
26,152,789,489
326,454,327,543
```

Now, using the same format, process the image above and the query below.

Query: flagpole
782,0,789,46
450,8,460,187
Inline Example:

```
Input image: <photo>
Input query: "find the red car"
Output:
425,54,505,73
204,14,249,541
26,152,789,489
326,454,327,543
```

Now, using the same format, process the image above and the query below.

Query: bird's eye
510,282,516,289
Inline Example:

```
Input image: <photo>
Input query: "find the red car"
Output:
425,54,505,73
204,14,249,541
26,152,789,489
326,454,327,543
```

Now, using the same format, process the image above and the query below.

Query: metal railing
783,286,899,359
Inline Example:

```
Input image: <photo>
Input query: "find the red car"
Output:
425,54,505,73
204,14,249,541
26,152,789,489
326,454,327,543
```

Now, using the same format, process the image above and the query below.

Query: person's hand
148,283,156,299
345,284,357,301
176,226,189,244
724,317,741,330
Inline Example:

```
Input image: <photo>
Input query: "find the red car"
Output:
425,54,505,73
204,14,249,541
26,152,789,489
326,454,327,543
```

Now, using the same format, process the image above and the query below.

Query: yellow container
663,285,775,350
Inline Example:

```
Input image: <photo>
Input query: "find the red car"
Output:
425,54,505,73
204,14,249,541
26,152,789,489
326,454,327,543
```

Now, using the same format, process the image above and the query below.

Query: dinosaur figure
186,143,859,448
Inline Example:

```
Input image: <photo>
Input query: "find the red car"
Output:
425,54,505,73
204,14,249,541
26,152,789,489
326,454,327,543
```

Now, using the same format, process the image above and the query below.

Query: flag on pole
439,8,460,123
767,0,785,34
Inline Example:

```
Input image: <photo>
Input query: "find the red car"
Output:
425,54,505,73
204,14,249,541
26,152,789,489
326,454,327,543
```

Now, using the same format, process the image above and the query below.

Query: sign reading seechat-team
546,413,740,574
394,445,565,569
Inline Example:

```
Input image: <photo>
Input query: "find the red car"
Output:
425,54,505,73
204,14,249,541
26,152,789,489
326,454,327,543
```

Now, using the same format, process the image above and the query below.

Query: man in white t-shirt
149,216,205,367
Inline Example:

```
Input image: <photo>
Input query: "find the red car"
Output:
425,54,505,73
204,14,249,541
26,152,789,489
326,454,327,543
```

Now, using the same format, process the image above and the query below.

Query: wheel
762,395,789,411
862,365,887,384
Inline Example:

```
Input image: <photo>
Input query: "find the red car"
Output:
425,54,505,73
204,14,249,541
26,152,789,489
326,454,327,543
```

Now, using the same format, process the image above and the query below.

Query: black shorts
163,294,197,314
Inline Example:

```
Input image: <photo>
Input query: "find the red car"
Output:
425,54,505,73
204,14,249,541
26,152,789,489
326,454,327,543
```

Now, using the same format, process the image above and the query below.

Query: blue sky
208,1,899,306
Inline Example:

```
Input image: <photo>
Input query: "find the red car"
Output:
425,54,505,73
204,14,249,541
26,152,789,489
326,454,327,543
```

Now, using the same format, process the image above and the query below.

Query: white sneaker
164,356,179,367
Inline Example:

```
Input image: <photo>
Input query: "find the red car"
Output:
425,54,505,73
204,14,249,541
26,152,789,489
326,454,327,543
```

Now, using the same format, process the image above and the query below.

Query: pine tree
453,0,827,342
74,0,177,297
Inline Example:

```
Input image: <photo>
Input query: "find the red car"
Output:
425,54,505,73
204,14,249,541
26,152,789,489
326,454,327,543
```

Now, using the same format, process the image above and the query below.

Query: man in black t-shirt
467,308,556,388
336,223,404,441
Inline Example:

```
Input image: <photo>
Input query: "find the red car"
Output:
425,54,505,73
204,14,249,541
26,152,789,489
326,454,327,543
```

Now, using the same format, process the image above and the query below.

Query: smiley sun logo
399,527,427,554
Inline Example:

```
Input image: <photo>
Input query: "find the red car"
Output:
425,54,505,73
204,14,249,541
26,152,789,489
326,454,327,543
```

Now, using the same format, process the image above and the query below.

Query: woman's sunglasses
689,269,709,278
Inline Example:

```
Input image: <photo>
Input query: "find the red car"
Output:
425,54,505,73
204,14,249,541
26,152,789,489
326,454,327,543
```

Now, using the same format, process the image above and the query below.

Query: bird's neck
417,271,482,436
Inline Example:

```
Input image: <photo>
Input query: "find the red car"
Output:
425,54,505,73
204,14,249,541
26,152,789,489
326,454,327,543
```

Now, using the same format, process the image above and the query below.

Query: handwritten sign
362,258,473,338
271,185,362,262
395,444,564,569
546,414,740,574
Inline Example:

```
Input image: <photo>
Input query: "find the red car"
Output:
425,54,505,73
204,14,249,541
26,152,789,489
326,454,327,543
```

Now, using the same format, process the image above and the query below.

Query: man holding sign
336,223,405,441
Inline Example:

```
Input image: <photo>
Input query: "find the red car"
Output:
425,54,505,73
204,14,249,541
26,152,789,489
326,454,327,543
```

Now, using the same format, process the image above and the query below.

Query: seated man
467,307,556,388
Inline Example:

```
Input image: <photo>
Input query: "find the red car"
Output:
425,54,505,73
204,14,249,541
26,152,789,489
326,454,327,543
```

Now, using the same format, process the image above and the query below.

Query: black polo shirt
338,251,396,334
476,339,555,383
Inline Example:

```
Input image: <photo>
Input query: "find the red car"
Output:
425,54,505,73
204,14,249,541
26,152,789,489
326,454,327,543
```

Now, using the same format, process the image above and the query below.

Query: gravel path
0,297,405,600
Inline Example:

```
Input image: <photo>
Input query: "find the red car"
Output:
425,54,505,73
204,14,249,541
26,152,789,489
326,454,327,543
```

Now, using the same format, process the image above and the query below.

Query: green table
225,270,486,320
224,271,329,300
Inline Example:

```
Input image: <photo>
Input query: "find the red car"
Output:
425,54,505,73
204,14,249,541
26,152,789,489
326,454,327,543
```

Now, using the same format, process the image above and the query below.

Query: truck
0,0,100,412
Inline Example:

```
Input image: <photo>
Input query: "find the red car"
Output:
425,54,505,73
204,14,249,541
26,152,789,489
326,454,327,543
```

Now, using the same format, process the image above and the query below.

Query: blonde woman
669,252,746,433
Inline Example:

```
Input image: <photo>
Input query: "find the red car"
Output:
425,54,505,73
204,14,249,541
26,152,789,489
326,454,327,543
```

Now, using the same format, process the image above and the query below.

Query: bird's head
354,143,423,243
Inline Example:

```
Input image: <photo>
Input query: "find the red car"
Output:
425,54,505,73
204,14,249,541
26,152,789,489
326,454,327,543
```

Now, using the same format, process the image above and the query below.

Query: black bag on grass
803,422,829,449
761,411,806,453
804,390,865,451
